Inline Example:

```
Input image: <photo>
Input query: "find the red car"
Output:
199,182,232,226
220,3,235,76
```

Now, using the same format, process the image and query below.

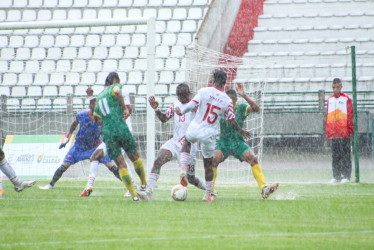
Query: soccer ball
171,184,188,201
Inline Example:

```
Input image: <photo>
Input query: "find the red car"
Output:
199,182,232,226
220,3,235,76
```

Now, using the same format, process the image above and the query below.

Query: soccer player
212,83,279,199
175,70,251,201
93,72,147,201
80,87,138,197
0,147,36,197
146,83,206,199
39,96,117,190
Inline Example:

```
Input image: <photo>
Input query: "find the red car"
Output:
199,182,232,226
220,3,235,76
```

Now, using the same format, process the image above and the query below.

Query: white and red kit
326,93,354,139
160,100,198,166
179,87,236,158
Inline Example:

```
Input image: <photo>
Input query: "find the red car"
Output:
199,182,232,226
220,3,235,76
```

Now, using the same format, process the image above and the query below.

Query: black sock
50,165,67,186
110,165,121,181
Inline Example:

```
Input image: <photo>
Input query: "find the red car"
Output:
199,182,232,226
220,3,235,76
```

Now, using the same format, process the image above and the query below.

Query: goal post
0,17,156,174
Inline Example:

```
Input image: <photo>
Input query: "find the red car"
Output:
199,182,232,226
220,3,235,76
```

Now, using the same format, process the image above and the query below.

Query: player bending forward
146,83,206,199
80,87,138,197
39,97,118,190
212,83,278,199
176,70,251,202
0,147,35,197
94,72,147,201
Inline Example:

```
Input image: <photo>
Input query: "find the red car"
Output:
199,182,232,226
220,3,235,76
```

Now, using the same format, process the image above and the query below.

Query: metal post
66,94,73,114
351,46,359,183
1,95,7,112
318,90,325,110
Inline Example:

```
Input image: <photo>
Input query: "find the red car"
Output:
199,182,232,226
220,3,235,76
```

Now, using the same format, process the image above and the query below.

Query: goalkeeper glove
59,133,71,149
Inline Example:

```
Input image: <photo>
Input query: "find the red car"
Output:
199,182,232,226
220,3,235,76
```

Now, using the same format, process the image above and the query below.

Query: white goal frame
0,17,156,172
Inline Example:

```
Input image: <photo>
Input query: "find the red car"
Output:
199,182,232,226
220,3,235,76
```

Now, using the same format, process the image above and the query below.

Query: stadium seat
169,83,178,94
124,47,139,58
119,59,133,71
47,48,62,60
6,99,20,112
85,35,100,47
118,72,127,83
193,0,208,6
113,9,127,19
164,0,178,6
15,48,31,60
34,73,49,86
128,71,143,84
182,20,197,32
59,86,74,96
37,98,52,109
62,47,78,60
156,46,170,58
27,86,42,97
172,8,187,20
21,99,36,110
128,9,142,18
59,0,73,7
103,0,117,7
0,10,5,22
162,33,177,46
156,21,166,33
78,47,92,59
148,0,162,6
155,84,168,95
74,85,89,96
98,9,112,19
158,71,174,84
81,72,96,86
30,48,45,60
37,9,52,21
93,47,108,59
96,72,110,85
137,85,147,95
53,9,67,20
188,8,202,19
9,36,23,48
68,9,82,20
56,60,71,72
0,86,10,96
70,35,85,47
18,73,33,86
88,0,103,7
134,59,147,71
7,10,21,22
50,73,65,86
39,35,54,48
22,10,36,21
175,32,190,46
65,73,80,85
73,0,87,7
103,60,118,72
174,70,185,83
143,8,157,18
91,85,104,94
155,59,165,71
164,96,177,106
116,34,131,47
108,47,124,59
165,58,180,71
11,86,26,97
43,86,58,96
100,34,115,47
53,98,67,109
25,61,40,73
123,84,136,94
158,9,172,20
131,34,146,47
87,60,102,72
170,45,185,58
2,73,17,86
73,97,84,109
0,0,11,8
167,21,182,32
83,9,97,19
0,36,7,48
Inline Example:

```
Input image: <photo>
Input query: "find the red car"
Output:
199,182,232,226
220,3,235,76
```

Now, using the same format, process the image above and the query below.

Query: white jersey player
146,84,206,199
80,84,137,197
175,70,251,202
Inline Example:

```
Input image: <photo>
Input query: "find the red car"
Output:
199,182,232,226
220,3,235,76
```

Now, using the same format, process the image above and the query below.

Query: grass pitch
1,180,374,249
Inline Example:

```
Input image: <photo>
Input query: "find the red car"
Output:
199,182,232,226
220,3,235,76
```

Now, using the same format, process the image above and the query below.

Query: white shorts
185,132,216,158
96,142,128,159
160,139,197,167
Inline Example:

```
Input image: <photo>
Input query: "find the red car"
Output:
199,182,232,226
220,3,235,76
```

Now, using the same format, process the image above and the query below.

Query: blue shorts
63,144,111,164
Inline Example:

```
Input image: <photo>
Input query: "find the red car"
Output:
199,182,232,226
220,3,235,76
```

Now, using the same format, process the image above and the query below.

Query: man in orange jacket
326,78,354,183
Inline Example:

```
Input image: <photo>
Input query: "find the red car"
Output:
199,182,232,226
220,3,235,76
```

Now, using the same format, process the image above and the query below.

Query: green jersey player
94,72,147,201
212,83,279,199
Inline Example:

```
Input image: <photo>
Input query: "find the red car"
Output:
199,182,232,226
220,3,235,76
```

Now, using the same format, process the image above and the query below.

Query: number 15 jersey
186,87,236,141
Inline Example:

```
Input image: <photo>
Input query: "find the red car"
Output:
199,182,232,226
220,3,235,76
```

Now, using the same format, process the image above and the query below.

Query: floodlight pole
351,46,359,183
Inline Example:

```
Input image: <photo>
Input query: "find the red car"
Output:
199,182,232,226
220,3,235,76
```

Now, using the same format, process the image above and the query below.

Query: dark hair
213,70,227,85
105,72,120,86
332,78,341,84
176,83,189,94
226,88,237,97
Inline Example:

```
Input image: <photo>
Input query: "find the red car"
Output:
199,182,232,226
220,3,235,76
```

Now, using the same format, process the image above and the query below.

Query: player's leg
186,144,206,190
0,147,36,192
200,136,216,201
211,149,225,195
340,138,352,182
331,139,341,182
179,140,192,186
146,148,173,198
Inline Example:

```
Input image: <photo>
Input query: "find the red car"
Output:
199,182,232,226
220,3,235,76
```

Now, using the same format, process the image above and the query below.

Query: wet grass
1,180,374,249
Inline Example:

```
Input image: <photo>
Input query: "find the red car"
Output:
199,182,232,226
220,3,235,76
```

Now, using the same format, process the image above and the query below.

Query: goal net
155,44,266,184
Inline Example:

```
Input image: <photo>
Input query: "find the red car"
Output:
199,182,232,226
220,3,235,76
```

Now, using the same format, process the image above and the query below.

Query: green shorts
215,139,251,161
103,126,137,160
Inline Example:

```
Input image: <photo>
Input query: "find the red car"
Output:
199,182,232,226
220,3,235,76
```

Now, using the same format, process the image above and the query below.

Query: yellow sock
252,164,266,190
133,158,147,186
119,168,137,198
212,167,217,193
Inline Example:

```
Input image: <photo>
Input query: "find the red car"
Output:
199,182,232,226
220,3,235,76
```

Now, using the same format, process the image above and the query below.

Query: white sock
0,159,22,187
205,181,213,197
147,173,159,193
196,176,206,190
180,152,190,171
87,160,99,188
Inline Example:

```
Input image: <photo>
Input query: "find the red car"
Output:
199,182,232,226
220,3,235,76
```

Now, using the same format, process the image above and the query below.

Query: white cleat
202,194,214,202
39,184,53,190
261,183,279,199
340,178,350,183
15,180,36,192
124,190,132,197
328,178,339,184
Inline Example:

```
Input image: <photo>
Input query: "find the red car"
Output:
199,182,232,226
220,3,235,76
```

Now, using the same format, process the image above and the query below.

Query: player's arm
236,83,260,113
175,100,198,116
59,119,78,149
113,86,129,120
228,119,251,139
148,96,170,122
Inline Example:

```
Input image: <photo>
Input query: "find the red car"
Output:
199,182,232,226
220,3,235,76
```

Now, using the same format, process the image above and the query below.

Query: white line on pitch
1,230,373,247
